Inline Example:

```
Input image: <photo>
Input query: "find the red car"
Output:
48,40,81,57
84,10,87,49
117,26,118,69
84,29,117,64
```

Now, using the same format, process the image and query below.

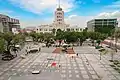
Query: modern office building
87,19,118,32
0,14,20,33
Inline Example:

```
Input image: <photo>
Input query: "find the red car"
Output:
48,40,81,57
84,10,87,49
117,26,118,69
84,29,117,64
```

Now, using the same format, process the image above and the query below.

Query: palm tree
109,29,120,61
114,30,120,52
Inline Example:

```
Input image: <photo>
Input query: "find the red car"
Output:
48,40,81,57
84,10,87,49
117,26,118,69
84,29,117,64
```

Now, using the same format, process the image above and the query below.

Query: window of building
71,29,74,31
67,28,70,31
57,13,62,15
44,29,47,31
39,29,42,31
49,29,52,31
76,29,79,31
59,19,62,21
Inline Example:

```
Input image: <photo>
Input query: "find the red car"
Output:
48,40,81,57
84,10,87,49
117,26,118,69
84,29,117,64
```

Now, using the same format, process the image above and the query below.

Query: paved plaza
0,46,120,80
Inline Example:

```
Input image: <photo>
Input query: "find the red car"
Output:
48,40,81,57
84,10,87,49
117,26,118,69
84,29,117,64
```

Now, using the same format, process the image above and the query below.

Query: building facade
35,25,83,33
87,19,118,33
0,14,20,33
35,3,83,33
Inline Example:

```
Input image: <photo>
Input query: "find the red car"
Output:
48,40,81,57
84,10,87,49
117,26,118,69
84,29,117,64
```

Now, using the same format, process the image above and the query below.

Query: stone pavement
74,46,120,80
3,53,101,80
0,46,119,80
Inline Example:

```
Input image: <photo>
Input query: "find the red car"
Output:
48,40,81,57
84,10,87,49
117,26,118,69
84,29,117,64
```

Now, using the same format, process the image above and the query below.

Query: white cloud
66,10,120,28
20,10,120,28
9,0,75,14
68,15,77,18
66,15,93,28
20,18,53,28
20,14,93,28
96,11,120,26
96,11,120,18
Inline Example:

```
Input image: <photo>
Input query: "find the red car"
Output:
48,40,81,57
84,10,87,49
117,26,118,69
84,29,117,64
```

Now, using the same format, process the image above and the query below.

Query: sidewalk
85,54,115,80
102,43,120,61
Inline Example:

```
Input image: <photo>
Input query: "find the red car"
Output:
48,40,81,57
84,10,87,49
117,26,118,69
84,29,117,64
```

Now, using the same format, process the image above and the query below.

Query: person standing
76,53,78,56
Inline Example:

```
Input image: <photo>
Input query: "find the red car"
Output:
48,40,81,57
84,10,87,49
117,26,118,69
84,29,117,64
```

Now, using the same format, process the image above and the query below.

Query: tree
55,30,65,46
95,25,115,36
0,37,5,54
88,32,101,46
2,32,14,54
30,32,42,42
109,30,120,61
2,32,25,56
43,33,54,47
12,33,25,47
83,28,88,32
114,30,120,52
64,32,78,45
52,28,56,35
96,33,107,46
77,32,87,46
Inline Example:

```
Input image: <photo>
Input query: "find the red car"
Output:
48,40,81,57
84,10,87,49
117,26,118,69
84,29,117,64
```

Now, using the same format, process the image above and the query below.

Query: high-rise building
54,5,64,25
0,14,20,33
87,19,118,34
35,0,83,33
52,0,69,30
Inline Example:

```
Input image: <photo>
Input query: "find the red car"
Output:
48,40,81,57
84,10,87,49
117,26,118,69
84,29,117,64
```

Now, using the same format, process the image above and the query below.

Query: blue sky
0,0,120,28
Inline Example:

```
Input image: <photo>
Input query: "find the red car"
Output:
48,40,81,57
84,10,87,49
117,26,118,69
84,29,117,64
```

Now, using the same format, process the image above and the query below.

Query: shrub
110,64,116,67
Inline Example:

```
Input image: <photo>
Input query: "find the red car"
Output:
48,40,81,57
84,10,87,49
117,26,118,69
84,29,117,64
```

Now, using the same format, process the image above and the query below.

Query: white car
42,43,46,47
32,70,41,74
26,46,41,53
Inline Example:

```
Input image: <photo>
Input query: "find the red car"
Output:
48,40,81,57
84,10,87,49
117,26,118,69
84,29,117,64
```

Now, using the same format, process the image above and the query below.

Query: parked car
42,44,46,47
32,70,41,74
26,46,41,53
106,46,110,48
2,54,16,61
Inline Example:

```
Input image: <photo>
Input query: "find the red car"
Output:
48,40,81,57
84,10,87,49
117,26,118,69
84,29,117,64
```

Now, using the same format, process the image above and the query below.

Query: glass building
87,19,118,34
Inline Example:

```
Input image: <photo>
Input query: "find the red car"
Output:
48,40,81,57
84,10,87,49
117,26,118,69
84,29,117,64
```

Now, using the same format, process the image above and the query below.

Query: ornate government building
35,1,83,33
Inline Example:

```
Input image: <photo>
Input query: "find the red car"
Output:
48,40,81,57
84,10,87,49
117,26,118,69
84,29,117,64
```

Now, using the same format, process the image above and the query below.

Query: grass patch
116,68,120,73
98,48,105,52
118,70,120,73
110,64,116,67
114,67,119,70
113,62,120,65
114,60,119,63
109,60,114,62
114,62,119,65
117,64,120,67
